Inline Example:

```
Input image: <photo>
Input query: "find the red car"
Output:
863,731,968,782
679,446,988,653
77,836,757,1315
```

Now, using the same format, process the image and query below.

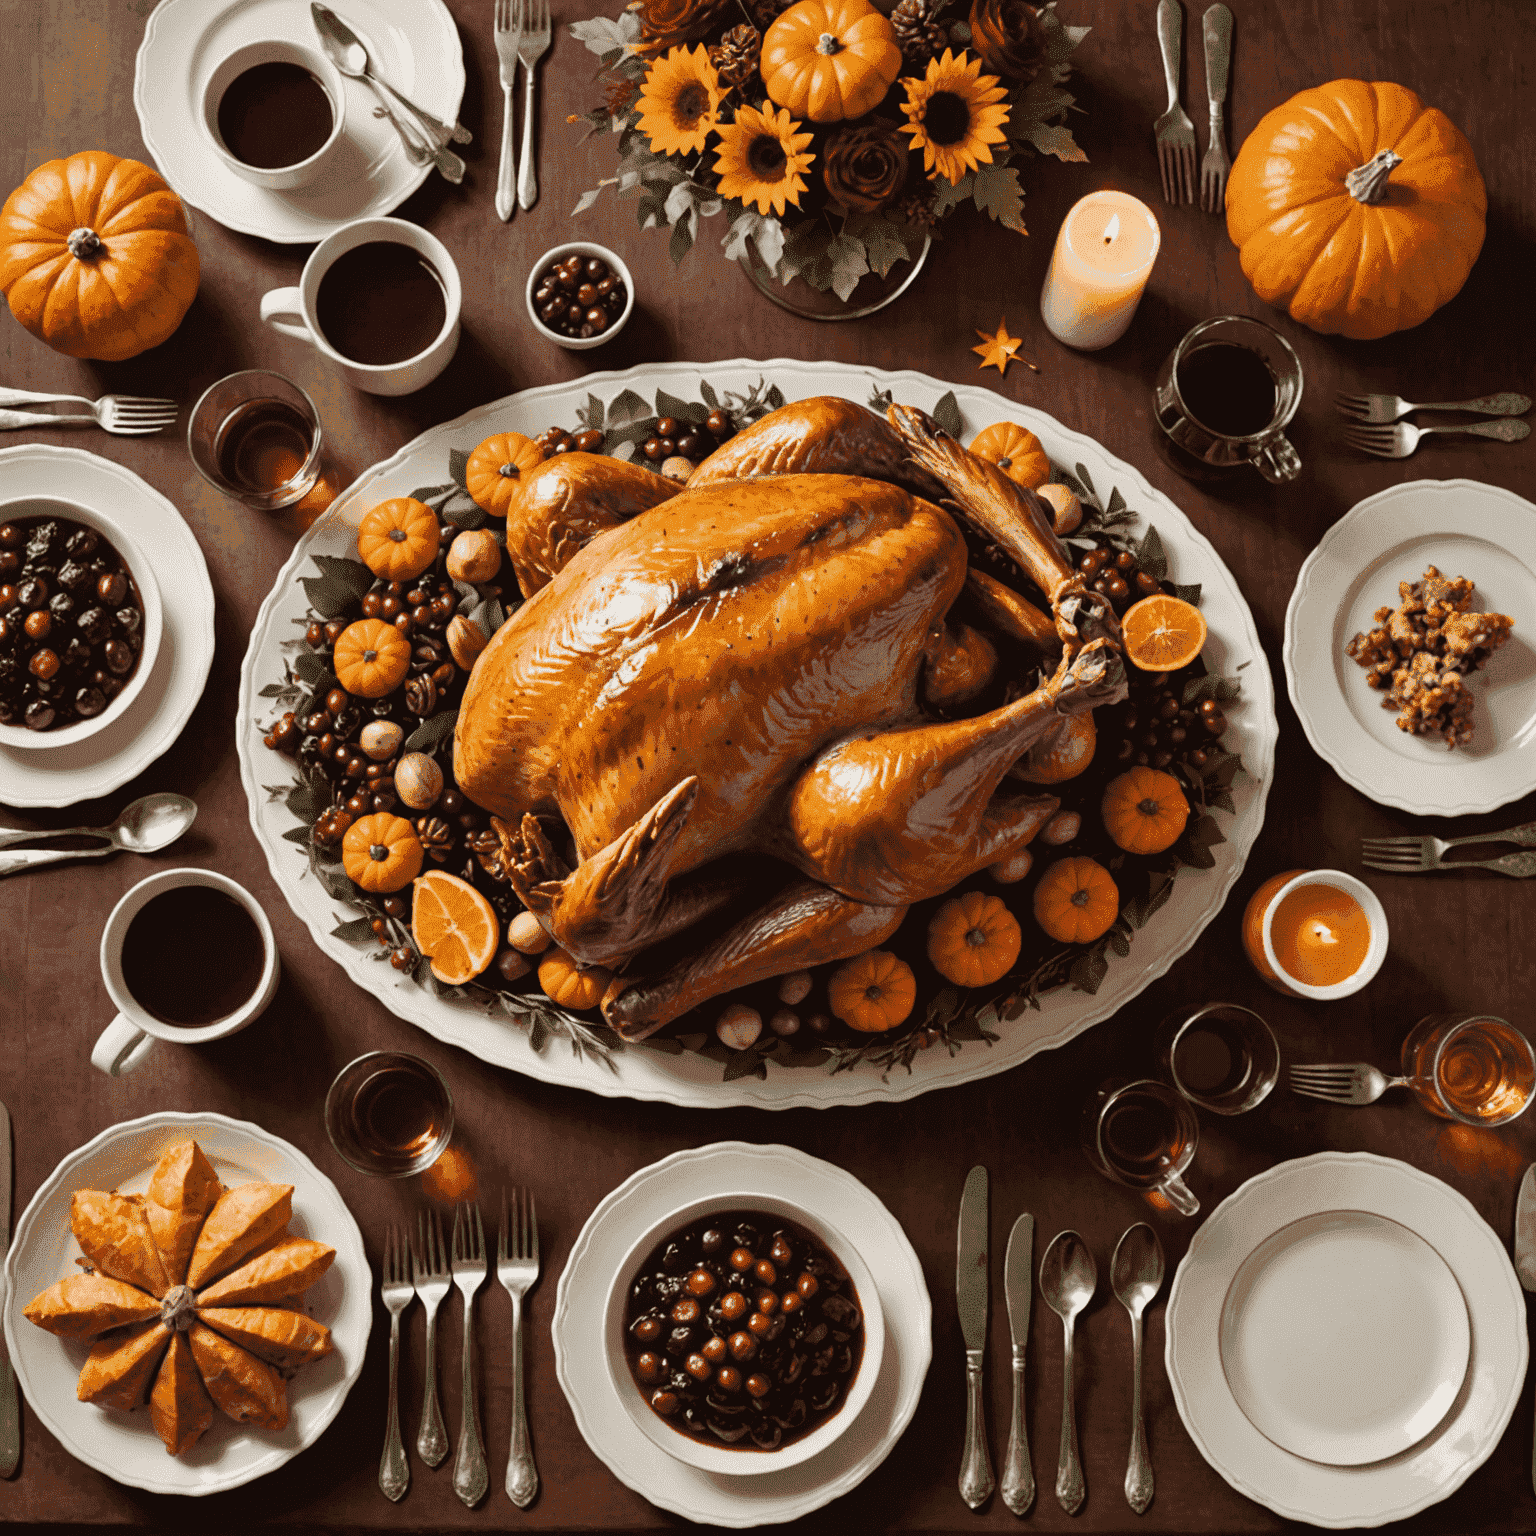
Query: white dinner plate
552,1141,931,1527
1284,479,1536,815
236,358,1278,1109
1168,1152,1525,1527
134,0,465,244
0,445,215,809
1218,1210,1470,1466
2,1111,371,1496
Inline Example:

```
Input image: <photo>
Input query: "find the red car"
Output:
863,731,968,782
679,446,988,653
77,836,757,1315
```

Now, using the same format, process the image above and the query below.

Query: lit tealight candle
1039,191,1161,351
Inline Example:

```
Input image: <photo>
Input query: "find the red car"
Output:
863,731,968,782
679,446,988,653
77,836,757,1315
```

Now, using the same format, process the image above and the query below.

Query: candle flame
1103,213,1120,244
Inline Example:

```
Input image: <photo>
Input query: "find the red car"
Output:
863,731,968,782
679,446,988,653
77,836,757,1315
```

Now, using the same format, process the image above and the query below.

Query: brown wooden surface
2,0,1535,1529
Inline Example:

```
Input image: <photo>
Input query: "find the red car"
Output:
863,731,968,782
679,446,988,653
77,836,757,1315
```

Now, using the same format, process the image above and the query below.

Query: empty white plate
1219,1209,1470,1466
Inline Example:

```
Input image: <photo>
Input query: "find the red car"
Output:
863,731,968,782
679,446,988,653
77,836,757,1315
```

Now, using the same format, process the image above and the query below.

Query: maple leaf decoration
973,317,1036,377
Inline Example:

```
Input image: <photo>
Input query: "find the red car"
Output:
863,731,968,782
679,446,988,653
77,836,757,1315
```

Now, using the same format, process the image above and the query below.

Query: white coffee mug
93,869,281,1077
259,216,462,396
200,39,347,192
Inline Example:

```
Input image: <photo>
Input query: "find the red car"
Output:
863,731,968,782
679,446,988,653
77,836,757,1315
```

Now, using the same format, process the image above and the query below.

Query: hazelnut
989,848,1034,884
1040,810,1081,846
360,720,404,761
1036,482,1083,536
660,455,694,485
768,1009,800,1037
447,614,488,671
776,970,812,1006
715,1002,761,1051
445,529,502,584
394,751,445,810
508,911,553,954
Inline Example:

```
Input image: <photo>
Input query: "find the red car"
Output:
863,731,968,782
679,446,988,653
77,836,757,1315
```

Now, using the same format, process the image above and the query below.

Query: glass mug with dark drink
188,369,324,511
93,869,281,1076
325,1052,455,1178
1081,1078,1200,1215
1153,315,1304,484
260,215,462,396
1401,1013,1535,1127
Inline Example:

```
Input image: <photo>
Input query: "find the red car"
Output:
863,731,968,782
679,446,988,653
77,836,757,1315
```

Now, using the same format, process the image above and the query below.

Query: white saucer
1218,1210,1470,1466
1285,479,1536,815
1168,1152,1525,1528
2,1111,371,1496
552,1141,931,1527
0,446,214,809
134,0,465,244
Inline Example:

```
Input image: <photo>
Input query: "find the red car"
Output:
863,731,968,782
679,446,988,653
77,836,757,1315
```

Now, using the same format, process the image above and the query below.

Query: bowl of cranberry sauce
0,500,163,748
607,1196,885,1473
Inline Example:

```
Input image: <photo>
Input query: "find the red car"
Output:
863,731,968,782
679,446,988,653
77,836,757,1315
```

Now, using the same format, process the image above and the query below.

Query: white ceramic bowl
604,1191,885,1476
1260,868,1389,1001
0,496,163,751
526,241,635,351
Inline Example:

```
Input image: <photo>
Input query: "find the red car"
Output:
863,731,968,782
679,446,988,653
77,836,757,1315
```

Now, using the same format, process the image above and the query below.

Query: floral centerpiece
570,0,1089,300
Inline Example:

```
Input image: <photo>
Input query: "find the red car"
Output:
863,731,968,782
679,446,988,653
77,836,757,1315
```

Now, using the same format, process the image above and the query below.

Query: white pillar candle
1039,191,1162,350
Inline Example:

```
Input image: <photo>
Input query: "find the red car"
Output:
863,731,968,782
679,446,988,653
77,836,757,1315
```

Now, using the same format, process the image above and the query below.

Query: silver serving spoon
0,792,197,877
1111,1223,1165,1516
1040,1230,1097,1516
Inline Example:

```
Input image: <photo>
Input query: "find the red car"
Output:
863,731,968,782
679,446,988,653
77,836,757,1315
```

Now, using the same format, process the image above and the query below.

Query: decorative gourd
446,530,501,584
968,422,1050,489
332,619,412,699
827,948,915,1031
466,432,545,518
1225,80,1486,340
1101,767,1189,855
1035,482,1082,535
761,0,901,123
1033,856,1119,944
0,152,199,361
537,947,613,1010
342,814,424,893
356,498,440,582
927,891,1021,987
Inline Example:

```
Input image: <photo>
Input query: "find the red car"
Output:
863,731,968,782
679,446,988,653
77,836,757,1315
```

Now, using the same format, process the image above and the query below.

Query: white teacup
93,869,281,1077
259,217,462,396
201,39,347,192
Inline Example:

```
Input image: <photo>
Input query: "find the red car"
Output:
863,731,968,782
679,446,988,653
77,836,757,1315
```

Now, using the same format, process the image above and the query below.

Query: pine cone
404,674,438,717
892,188,941,228
746,0,793,32
891,0,949,71
708,25,761,90
416,817,454,862
467,830,510,883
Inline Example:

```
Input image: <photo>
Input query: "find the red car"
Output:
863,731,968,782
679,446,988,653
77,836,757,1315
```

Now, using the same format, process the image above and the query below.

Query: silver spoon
0,792,197,876
1040,1229,1096,1516
1111,1223,1165,1515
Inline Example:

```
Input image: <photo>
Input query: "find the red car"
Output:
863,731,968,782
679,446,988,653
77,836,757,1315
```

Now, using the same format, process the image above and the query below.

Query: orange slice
411,872,499,985
1120,594,1208,672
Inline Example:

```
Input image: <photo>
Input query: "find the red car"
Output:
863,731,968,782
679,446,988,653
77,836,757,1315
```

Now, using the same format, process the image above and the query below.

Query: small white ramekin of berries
525,241,634,351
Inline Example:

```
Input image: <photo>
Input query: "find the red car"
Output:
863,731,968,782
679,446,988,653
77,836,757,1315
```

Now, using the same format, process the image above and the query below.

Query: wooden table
3,0,1535,1528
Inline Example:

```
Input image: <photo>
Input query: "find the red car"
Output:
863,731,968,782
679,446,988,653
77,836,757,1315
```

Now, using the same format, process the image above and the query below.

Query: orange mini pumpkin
761,0,902,123
927,891,1022,987
356,498,440,581
827,949,915,1032
1033,857,1119,944
466,432,545,519
342,814,424,894
332,619,412,699
0,152,200,361
1101,767,1189,856
537,947,613,1011
969,421,1050,489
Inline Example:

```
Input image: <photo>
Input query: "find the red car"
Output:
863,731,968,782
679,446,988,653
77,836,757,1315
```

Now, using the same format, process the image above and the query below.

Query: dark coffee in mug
1175,342,1278,438
315,242,450,366
120,886,267,1026
217,60,335,169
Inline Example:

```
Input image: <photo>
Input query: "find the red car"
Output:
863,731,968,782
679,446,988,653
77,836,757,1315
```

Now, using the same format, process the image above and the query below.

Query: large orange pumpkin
0,152,200,361
761,0,902,123
1225,80,1486,340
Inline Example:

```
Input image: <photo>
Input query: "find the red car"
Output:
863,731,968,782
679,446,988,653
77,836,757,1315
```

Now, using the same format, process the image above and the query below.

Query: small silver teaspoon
1111,1223,1165,1515
0,792,197,877
1040,1230,1097,1515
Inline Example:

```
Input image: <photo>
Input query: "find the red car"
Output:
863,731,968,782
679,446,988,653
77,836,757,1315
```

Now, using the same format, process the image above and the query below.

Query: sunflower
899,49,1010,185
636,46,725,157
713,103,816,216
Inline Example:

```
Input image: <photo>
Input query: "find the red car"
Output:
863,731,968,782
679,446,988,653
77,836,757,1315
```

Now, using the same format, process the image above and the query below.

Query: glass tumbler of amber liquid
187,368,323,511
325,1051,455,1177
1400,1014,1536,1127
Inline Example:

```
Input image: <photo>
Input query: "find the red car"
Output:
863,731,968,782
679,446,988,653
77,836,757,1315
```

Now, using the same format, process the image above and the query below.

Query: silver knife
957,1166,994,1509
0,1102,17,1477
1515,1164,1536,1495
1000,1214,1035,1517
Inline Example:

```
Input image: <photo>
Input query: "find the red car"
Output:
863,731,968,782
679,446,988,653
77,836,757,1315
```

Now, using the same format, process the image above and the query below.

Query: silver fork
411,1210,451,1468
1198,4,1232,213
0,388,176,435
1336,390,1531,424
493,0,523,221
1343,418,1531,458
379,1226,413,1503
450,1201,489,1507
516,0,552,211
1290,1062,1413,1106
1362,823,1536,878
498,1187,541,1508
1153,0,1197,204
